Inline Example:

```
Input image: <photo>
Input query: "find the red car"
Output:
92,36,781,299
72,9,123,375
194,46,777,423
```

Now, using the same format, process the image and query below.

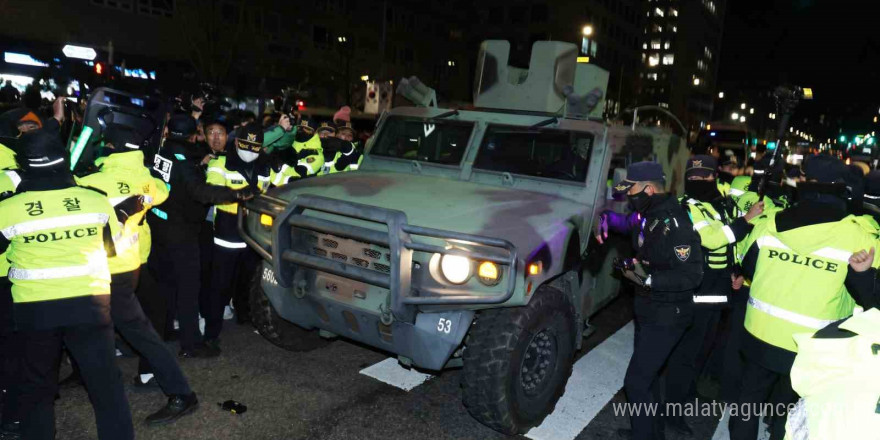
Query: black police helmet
17,130,67,173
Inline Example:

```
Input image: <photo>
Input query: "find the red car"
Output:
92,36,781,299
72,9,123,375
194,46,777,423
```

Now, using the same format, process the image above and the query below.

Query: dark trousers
625,300,693,440
198,220,214,328
111,271,191,396
18,323,133,440
149,231,202,350
134,264,167,374
665,305,722,406
728,356,797,440
205,243,258,340
0,276,21,424
720,289,748,402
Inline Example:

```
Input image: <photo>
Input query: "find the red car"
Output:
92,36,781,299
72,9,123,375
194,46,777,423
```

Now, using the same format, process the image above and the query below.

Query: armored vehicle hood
279,170,585,257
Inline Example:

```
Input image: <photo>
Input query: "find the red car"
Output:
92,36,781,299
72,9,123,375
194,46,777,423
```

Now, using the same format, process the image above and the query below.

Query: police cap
613,161,665,195
18,130,66,171
686,155,717,178
236,122,264,152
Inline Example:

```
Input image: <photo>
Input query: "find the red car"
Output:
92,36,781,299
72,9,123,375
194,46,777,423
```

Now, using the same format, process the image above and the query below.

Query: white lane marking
359,358,433,391
711,409,771,440
526,321,636,440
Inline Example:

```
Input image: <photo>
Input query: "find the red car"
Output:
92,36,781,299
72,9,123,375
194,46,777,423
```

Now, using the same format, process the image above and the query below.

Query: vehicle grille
299,230,392,276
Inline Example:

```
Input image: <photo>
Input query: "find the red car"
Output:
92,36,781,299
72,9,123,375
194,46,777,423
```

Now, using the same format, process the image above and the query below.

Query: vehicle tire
249,267,330,352
461,285,577,434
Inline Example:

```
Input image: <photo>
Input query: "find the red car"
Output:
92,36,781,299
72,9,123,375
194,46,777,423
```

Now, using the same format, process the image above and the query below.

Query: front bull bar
238,194,518,322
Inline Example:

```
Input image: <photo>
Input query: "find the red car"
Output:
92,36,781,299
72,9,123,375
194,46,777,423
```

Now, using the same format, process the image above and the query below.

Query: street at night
1,1,879,440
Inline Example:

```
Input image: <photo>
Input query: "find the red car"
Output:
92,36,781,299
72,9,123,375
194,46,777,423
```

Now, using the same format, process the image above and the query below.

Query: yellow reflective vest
0,143,16,171
77,151,169,274
0,170,22,278
744,213,880,352
784,309,880,440
0,185,123,329
293,134,324,177
206,155,270,215
681,198,738,270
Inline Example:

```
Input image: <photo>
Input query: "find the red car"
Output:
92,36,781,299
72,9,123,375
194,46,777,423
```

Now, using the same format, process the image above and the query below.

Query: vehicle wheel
461,285,576,434
249,267,330,352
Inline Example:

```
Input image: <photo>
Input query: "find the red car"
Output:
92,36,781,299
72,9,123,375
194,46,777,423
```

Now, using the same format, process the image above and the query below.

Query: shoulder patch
674,245,691,261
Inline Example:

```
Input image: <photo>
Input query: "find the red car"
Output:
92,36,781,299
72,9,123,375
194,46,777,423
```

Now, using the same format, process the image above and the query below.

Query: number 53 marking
437,318,452,334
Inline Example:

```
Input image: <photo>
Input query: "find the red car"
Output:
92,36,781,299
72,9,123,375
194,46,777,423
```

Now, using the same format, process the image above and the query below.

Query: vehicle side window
370,117,473,165
474,125,594,182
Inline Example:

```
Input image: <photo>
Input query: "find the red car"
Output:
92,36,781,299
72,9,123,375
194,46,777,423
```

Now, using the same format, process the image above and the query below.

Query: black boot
145,393,199,425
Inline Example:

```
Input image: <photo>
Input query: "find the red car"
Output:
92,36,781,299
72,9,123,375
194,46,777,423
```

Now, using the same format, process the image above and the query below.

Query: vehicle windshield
473,125,594,182
370,116,474,165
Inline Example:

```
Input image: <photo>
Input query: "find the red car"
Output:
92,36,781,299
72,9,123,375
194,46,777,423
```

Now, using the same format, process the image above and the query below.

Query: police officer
729,154,879,440
204,123,270,348
0,163,20,436
147,114,254,358
334,121,363,171
270,119,322,186
0,130,132,439
665,156,763,434
611,162,703,440
77,124,199,422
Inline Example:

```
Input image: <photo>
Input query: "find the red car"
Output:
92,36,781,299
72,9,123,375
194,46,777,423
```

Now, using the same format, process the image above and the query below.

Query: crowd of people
0,89,365,439
601,149,880,440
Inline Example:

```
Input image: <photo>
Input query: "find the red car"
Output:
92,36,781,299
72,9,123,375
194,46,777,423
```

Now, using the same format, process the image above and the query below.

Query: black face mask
718,171,735,184
685,179,720,202
627,188,653,213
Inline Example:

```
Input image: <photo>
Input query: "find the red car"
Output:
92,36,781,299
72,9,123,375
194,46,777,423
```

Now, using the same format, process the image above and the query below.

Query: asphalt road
51,293,762,440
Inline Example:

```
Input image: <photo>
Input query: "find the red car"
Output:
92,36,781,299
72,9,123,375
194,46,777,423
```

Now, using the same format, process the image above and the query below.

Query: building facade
636,0,727,131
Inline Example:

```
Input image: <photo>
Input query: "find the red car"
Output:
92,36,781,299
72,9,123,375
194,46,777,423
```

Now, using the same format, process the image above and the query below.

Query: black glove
114,195,145,223
234,187,258,202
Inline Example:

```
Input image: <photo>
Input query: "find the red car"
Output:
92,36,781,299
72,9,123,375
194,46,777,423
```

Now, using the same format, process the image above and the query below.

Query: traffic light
839,135,847,143
767,141,777,150
95,62,103,75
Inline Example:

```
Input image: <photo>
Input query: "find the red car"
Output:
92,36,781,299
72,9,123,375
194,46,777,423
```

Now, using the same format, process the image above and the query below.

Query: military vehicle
239,40,688,434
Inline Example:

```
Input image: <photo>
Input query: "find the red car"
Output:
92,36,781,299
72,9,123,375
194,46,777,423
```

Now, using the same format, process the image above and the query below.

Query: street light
582,25,594,36
749,108,754,114
731,112,740,120
740,103,747,110
693,78,701,86
360,75,369,81
718,92,725,99
740,116,746,123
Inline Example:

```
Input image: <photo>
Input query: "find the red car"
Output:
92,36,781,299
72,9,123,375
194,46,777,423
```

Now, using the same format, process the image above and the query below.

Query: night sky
718,0,880,131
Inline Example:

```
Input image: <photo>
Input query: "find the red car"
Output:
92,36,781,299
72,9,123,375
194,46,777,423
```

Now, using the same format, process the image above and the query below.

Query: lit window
663,41,671,50
697,60,707,71
647,73,658,80
704,47,713,60
662,54,674,65
693,77,702,86
672,26,678,33
653,24,663,32
651,40,661,50
670,9,679,17
642,43,647,49
654,7,664,17
703,0,717,14
648,54,660,66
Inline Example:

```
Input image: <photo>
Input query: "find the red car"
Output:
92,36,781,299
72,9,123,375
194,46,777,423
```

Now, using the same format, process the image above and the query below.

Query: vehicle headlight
477,261,501,286
440,254,472,284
